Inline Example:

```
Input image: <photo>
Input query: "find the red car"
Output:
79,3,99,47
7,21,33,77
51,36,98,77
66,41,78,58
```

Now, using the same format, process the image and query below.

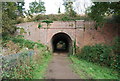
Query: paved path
45,53,80,79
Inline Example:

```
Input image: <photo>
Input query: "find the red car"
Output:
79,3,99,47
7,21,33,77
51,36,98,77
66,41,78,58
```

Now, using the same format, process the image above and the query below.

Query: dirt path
45,53,80,79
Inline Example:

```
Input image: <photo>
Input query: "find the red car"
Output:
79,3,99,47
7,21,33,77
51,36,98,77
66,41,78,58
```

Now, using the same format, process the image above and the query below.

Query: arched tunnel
51,32,72,53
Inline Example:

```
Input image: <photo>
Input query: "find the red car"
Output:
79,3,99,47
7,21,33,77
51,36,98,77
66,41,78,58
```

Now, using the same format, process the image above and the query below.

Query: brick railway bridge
16,21,119,54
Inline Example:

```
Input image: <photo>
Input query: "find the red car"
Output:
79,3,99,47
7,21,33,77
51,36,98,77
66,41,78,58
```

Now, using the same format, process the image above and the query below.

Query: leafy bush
112,37,120,54
38,23,42,29
33,14,47,21
61,16,71,21
2,36,44,49
77,43,119,70
2,47,52,79
42,20,53,27
16,35,24,38
32,14,91,22
11,38,44,49
2,35,52,79
111,37,120,70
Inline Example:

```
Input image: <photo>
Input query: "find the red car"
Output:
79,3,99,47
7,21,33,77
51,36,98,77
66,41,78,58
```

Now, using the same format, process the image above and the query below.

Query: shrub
112,37,120,54
38,23,42,29
111,37,120,70
77,43,119,70
61,16,70,21
2,47,51,79
33,14,47,21
11,37,44,49
42,20,53,27
16,27,27,34
2,35,52,79
42,20,53,23
16,35,24,38
31,14,91,22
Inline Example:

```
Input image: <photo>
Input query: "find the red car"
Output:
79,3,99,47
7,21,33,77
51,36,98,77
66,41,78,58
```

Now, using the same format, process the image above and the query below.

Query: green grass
2,35,52,79
70,56,119,79
33,53,52,79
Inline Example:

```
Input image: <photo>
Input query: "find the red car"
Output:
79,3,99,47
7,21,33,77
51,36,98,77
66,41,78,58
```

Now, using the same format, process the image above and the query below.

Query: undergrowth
72,37,120,79
2,35,52,79
2,35,44,49
76,37,120,71
70,56,119,79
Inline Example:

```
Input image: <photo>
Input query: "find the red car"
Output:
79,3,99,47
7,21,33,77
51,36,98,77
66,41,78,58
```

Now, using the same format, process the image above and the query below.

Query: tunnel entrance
51,32,72,53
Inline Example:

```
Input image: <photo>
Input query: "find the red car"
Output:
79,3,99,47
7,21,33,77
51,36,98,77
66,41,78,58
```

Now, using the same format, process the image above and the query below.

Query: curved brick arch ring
50,32,73,53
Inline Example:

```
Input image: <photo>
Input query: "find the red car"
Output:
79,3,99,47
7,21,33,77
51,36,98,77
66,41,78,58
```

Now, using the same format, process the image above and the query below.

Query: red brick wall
16,21,119,50
83,22,119,46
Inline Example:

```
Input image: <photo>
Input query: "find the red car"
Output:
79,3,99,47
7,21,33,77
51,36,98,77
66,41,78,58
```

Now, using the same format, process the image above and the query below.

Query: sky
24,0,92,14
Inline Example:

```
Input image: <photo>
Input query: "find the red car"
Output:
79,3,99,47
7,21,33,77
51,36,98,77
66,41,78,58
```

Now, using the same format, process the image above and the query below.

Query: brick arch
16,21,119,54
50,31,74,41
50,32,73,53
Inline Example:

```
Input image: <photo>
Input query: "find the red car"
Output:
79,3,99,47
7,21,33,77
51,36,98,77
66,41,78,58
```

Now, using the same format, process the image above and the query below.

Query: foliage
2,36,44,49
111,37,120,70
16,17,25,24
61,15,71,21
77,43,119,71
106,15,120,23
4,41,21,55
42,20,53,24
16,2,25,17
17,27,27,34
33,50,52,79
78,44,112,64
33,14,90,22
2,2,25,36
24,10,34,21
86,2,120,29
33,14,47,21
2,47,51,79
61,15,76,21
112,37,120,54
42,20,53,27
70,56,119,79
2,35,52,79
63,0,77,17
38,23,42,29
16,35,24,38
29,0,46,14
33,14,63,21
2,2,18,36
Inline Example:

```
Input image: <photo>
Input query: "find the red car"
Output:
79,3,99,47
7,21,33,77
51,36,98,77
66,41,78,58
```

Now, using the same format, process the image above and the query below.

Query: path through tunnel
51,32,72,53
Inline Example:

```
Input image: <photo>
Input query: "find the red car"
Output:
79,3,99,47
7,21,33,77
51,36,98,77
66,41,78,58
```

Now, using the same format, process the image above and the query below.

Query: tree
2,2,18,36
16,2,25,16
86,2,120,29
29,0,46,14
63,0,77,17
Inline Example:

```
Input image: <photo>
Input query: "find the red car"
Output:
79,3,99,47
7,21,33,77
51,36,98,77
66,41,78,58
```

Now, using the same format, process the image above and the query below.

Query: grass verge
70,56,119,79
33,52,52,79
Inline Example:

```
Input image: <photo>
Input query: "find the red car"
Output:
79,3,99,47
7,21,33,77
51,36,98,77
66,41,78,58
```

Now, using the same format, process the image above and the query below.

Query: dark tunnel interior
51,33,72,53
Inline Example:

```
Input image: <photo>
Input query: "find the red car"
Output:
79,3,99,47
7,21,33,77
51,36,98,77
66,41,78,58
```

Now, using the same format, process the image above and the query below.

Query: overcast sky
24,0,92,14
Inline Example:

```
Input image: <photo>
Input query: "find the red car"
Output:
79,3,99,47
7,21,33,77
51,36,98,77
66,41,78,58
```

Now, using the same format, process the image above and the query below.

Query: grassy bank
2,35,52,79
70,56,119,79
33,51,52,79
